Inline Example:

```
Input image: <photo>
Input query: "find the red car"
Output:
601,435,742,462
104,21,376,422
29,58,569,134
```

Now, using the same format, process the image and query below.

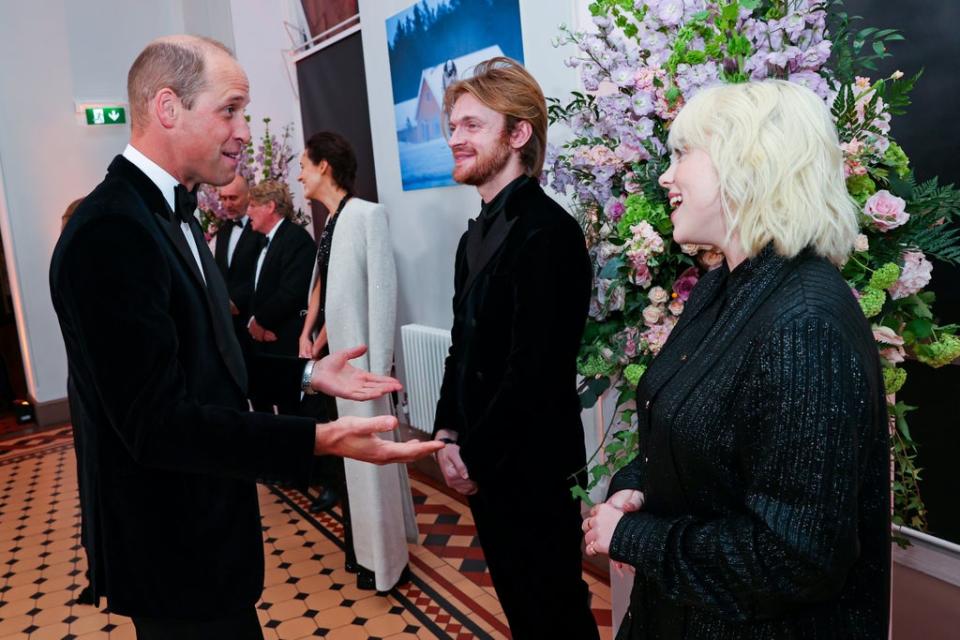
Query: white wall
0,1,238,406
228,0,310,221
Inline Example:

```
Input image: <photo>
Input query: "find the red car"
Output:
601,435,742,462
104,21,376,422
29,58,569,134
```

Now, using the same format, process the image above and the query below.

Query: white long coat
317,197,418,591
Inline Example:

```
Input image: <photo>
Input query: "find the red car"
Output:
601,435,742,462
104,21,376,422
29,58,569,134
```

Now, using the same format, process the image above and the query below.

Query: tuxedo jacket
248,218,315,357
433,178,592,489
213,218,263,332
49,155,316,619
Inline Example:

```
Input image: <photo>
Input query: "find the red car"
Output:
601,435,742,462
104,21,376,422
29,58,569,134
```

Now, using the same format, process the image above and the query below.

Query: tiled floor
0,426,612,639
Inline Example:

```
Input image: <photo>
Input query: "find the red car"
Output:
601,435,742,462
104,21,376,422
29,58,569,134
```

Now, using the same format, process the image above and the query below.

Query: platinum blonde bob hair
667,79,859,265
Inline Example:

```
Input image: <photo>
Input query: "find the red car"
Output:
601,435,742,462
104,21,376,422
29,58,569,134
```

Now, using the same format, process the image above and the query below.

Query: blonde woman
298,131,417,592
582,80,889,638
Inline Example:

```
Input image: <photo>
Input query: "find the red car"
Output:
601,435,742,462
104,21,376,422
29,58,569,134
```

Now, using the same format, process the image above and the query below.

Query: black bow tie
225,217,245,229
173,184,198,224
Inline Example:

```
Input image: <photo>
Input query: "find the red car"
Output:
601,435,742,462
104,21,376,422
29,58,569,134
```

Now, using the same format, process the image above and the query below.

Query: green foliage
846,174,877,205
617,194,670,238
826,1,905,84
883,367,907,395
915,334,960,368
858,288,885,318
868,263,900,290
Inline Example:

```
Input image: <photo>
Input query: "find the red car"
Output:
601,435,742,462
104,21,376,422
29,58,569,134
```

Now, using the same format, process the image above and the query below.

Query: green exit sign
85,106,126,125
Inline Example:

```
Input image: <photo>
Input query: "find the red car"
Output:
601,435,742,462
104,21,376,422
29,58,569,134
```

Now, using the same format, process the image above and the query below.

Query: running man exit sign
75,101,128,126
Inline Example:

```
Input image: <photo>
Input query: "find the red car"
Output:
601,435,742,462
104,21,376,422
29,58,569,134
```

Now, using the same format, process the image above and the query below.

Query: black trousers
468,481,600,640
132,607,263,640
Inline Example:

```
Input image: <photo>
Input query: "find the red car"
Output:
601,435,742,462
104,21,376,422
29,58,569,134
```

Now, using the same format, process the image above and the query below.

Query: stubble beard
452,135,512,187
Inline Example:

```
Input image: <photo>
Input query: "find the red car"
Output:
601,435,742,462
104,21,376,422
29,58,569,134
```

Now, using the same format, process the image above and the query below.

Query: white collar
264,217,284,242
122,144,180,212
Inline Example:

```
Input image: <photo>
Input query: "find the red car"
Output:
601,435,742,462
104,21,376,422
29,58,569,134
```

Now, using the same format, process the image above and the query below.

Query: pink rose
632,262,652,288
864,190,909,232
672,266,700,301
648,286,669,305
668,299,684,316
889,251,933,300
642,304,664,327
854,234,869,252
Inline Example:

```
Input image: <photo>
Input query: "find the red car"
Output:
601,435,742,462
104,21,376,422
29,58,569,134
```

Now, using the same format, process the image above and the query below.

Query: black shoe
356,566,376,590
309,487,338,513
344,559,360,574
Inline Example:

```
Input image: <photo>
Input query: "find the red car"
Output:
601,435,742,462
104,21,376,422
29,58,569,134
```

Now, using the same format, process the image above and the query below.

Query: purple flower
672,266,700,301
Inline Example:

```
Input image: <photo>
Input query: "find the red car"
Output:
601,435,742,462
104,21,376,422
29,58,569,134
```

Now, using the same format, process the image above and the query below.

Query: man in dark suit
244,179,316,414
433,58,599,639
49,35,440,640
213,173,263,349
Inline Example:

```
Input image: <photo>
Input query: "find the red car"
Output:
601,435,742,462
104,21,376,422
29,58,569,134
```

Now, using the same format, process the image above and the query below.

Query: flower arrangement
544,0,960,534
197,116,310,239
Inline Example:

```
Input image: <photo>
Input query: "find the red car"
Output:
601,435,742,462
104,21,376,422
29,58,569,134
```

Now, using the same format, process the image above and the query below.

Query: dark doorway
0,231,30,437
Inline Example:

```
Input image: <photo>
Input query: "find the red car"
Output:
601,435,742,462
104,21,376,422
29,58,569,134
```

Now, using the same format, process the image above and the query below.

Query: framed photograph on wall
385,0,524,191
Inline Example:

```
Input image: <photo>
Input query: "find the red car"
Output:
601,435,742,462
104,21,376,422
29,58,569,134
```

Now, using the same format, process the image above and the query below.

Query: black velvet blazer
49,156,316,619
434,178,593,489
607,247,890,639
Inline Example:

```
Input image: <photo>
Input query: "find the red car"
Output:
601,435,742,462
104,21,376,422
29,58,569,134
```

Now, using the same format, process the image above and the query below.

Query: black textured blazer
434,178,593,489
49,156,316,619
608,246,890,639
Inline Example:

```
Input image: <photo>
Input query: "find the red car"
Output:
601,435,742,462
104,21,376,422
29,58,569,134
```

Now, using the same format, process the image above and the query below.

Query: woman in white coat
298,132,418,592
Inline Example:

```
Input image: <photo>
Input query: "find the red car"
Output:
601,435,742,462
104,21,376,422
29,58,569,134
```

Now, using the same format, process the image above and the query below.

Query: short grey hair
127,36,234,132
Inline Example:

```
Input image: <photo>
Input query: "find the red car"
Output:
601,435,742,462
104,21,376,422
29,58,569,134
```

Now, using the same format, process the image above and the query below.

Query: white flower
854,234,869,253
648,286,669,305
642,304,664,327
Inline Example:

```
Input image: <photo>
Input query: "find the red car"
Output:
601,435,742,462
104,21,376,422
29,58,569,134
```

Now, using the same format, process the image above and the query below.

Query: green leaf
570,484,594,506
600,257,625,279
719,5,737,25
906,318,934,340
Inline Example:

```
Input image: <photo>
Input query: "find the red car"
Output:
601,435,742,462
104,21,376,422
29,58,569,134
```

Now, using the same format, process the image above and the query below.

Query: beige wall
893,564,960,639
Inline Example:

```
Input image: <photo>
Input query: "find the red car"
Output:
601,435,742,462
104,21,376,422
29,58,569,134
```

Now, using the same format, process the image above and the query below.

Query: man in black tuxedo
49,35,440,640
213,173,263,349
244,180,316,414
433,58,599,639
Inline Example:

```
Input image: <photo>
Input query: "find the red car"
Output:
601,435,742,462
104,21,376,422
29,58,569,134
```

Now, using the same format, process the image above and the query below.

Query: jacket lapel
188,218,248,392
256,219,287,294
456,197,521,308
106,156,248,393
214,227,230,275
231,224,258,272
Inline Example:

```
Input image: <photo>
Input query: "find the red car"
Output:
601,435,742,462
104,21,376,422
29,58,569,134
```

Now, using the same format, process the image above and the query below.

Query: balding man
49,36,441,639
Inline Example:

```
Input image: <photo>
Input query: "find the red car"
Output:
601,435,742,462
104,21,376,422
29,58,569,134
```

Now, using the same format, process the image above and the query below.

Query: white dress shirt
122,144,206,284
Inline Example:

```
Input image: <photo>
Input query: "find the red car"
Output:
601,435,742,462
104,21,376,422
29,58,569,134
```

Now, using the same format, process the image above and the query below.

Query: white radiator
400,324,452,433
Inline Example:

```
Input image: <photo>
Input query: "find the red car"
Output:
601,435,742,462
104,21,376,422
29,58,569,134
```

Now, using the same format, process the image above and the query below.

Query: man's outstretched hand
315,415,444,463
311,345,403,400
